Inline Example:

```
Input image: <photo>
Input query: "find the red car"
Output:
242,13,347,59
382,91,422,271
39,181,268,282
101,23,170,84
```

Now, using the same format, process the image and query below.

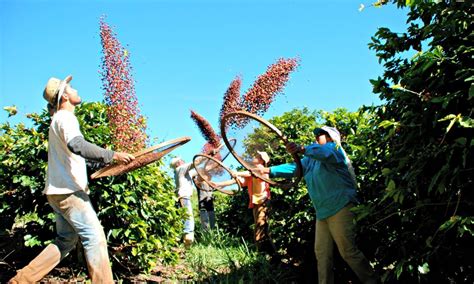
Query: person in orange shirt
237,151,276,255
209,151,277,255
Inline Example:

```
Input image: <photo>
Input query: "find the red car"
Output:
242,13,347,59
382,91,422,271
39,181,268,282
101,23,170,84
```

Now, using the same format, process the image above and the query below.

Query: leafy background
1,0,473,282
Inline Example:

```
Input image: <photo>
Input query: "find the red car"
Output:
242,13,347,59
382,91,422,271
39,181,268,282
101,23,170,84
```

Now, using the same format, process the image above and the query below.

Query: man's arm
67,136,134,164
269,163,298,178
234,170,251,177
253,163,298,178
209,179,238,188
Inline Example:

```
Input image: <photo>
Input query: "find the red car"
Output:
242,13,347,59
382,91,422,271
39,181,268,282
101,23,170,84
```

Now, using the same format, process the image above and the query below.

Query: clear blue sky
0,0,408,165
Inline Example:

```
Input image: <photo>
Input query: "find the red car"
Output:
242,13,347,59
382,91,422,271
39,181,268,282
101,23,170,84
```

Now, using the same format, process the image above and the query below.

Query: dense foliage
0,102,183,276
358,0,473,282
1,1,472,283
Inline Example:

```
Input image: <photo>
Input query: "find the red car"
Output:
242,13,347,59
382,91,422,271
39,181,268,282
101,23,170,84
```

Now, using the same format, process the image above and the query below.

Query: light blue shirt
270,142,357,220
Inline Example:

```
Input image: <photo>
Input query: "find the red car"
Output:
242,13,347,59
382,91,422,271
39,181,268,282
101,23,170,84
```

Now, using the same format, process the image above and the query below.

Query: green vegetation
362,0,473,282
1,1,472,283
183,229,295,283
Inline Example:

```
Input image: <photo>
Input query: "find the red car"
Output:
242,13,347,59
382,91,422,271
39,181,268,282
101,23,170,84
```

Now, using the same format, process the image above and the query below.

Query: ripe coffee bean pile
192,57,299,158
100,18,147,153
190,110,221,151
219,76,243,129
221,57,299,130
243,57,299,117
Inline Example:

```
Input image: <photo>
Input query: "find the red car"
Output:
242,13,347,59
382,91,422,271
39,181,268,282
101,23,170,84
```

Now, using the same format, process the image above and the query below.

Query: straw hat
43,75,72,110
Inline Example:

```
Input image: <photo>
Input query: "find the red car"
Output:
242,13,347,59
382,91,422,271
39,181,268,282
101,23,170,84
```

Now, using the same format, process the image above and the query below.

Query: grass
2,222,303,283
181,228,297,283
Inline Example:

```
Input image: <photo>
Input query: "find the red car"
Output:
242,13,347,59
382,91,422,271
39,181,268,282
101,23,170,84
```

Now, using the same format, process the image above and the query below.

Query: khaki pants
252,200,276,254
9,191,113,284
315,204,376,284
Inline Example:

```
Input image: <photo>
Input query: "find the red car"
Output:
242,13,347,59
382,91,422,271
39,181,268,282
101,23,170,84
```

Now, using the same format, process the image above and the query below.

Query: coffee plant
358,0,473,282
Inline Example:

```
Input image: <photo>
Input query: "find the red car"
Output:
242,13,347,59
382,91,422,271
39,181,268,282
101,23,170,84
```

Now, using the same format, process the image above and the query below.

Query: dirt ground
1,259,193,283
0,231,192,283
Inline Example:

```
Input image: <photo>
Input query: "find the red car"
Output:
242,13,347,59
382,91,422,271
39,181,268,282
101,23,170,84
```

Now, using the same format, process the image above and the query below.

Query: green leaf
395,261,405,279
428,164,448,192
418,263,430,274
431,97,446,103
455,137,467,146
132,247,138,256
438,113,461,133
381,168,392,176
139,227,147,239
111,228,122,238
379,119,398,129
439,216,460,231
459,117,474,128
386,179,396,191
24,234,42,248
438,114,457,122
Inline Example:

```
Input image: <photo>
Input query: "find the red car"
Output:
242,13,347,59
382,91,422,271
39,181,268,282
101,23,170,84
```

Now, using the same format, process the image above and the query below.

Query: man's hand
286,142,305,155
113,152,135,164
253,166,269,175
234,170,251,177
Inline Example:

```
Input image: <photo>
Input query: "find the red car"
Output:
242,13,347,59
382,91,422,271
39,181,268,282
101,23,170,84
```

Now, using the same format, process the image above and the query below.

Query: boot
184,233,194,249
9,244,61,284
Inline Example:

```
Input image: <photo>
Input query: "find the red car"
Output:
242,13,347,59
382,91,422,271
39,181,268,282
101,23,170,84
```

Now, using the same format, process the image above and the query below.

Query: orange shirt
242,176,271,209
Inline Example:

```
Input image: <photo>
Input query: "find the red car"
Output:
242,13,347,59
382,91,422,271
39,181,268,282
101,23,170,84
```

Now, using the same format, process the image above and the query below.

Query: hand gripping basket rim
91,136,191,179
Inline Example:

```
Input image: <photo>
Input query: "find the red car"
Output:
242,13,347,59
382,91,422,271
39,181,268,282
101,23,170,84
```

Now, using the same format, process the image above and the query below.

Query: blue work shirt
269,142,357,220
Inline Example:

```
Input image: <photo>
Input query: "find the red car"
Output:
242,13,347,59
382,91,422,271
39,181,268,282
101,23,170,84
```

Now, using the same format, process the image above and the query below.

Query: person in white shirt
170,157,197,248
9,75,135,284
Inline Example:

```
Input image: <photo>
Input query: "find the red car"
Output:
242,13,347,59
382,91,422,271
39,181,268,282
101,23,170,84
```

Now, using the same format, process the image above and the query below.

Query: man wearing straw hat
257,126,376,284
9,75,135,284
